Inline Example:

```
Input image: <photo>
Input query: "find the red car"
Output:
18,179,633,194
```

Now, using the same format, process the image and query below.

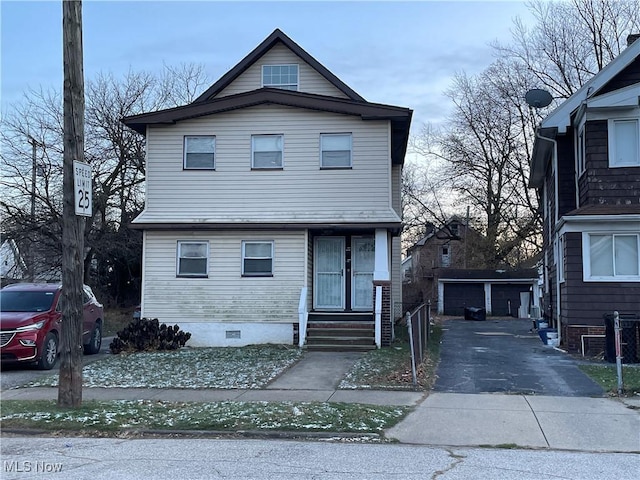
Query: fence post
614,311,624,395
406,311,417,387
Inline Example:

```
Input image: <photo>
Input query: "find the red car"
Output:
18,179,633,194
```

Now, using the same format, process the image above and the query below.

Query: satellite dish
525,89,553,108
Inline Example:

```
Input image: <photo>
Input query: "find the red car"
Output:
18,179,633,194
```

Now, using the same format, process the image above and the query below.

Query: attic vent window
262,64,298,91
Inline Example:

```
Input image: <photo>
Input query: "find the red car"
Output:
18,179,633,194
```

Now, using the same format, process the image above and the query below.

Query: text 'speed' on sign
73,161,92,217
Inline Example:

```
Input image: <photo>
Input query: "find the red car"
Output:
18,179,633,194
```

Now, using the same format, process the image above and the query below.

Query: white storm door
314,237,345,309
352,237,375,310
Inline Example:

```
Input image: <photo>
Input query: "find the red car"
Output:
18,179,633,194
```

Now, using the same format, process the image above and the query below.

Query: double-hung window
252,135,283,169
584,233,640,281
262,65,298,91
608,118,639,167
184,136,215,169
242,241,274,276
320,133,352,168
177,241,209,277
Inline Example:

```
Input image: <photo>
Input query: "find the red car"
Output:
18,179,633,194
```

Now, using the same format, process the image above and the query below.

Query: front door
314,237,345,309
351,237,375,310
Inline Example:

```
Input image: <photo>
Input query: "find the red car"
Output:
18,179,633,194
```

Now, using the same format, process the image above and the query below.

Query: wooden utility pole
58,0,85,408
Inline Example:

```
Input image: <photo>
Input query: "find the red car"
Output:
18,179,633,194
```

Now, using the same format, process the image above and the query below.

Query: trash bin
464,307,486,321
604,313,639,363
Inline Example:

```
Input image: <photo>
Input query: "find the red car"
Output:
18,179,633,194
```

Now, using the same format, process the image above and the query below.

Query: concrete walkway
2,351,639,453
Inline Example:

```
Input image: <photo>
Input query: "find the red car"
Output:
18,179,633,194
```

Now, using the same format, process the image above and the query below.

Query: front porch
298,228,394,350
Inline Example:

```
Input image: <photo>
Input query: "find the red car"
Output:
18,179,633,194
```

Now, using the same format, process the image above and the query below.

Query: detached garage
437,269,540,317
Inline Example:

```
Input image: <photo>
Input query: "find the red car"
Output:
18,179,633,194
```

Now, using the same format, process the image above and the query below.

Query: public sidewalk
2,350,639,453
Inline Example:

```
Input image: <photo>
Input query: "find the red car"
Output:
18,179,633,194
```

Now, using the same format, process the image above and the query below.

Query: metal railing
406,301,431,387
298,287,308,348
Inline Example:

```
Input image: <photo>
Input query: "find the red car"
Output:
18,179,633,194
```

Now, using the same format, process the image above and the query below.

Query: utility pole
28,136,38,282
58,0,85,408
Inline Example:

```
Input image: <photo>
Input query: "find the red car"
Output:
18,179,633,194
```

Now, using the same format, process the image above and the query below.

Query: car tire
84,321,102,355
37,332,58,370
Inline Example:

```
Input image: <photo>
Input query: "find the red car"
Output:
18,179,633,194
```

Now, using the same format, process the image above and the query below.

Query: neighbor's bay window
242,241,274,276
177,241,209,277
585,233,640,281
184,136,215,169
252,135,283,169
320,133,352,168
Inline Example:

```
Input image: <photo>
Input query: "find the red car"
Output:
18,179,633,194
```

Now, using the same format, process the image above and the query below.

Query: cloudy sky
1,0,534,131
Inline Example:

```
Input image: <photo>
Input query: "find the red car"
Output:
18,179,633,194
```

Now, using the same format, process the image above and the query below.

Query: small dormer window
262,65,298,91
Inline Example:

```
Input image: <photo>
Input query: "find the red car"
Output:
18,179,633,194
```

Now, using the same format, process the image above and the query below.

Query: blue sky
1,0,533,130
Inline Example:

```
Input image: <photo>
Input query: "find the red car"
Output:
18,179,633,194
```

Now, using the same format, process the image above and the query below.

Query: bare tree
0,64,210,304
496,0,640,99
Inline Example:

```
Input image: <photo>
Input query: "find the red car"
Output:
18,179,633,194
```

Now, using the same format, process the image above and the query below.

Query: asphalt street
434,318,604,396
2,437,638,480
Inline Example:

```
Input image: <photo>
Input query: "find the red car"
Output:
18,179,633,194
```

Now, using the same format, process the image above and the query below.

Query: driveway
434,318,604,396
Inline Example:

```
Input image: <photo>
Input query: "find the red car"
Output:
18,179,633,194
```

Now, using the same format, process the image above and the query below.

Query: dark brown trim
130,222,402,235
122,88,412,165
193,29,366,103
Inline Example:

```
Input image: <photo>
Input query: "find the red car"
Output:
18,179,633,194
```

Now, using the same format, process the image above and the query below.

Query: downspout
536,130,562,345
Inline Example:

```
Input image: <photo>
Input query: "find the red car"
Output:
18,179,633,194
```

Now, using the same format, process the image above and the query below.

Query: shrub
109,318,191,354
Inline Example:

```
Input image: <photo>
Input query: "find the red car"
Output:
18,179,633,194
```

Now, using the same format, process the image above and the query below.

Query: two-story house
529,35,640,355
122,29,412,349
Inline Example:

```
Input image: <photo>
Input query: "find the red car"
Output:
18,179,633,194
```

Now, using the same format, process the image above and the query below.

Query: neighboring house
529,35,640,354
403,217,483,310
0,239,27,284
122,29,412,348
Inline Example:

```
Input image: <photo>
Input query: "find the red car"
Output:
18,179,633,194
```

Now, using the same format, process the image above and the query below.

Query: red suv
0,283,104,369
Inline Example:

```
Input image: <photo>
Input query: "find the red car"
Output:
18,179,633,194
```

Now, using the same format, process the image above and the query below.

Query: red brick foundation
374,281,392,347
564,325,606,357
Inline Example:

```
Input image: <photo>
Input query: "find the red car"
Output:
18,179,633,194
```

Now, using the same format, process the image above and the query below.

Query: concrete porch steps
305,317,376,351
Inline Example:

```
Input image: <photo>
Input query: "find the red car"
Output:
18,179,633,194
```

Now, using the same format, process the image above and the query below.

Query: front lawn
579,364,640,397
0,400,408,435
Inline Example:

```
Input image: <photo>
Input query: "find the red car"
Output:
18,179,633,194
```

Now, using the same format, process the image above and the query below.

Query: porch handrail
374,285,382,348
298,287,308,348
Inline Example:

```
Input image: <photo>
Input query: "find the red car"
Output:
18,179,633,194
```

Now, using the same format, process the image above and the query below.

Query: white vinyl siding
143,231,305,324
320,133,351,168
139,105,397,225
608,118,640,167
215,44,350,98
184,136,215,169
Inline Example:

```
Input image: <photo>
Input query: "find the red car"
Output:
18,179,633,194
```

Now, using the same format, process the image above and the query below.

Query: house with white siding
122,29,412,349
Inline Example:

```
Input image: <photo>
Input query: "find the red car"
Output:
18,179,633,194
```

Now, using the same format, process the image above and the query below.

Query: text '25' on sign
73,161,92,217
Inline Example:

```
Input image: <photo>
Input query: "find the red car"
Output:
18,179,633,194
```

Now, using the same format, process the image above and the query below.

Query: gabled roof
541,39,640,134
123,88,413,164
530,40,640,187
193,28,365,103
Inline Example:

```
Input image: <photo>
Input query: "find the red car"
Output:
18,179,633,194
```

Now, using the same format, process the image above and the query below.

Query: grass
0,400,409,435
26,345,302,389
579,364,640,397
3,320,440,436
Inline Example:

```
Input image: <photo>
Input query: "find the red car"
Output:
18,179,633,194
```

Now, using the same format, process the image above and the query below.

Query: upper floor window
184,136,215,170
583,233,639,281
441,245,451,267
320,133,352,168
262,65,298,91
242,241,274,276
252,135,283,169
177,241,209,277
608,118,639,167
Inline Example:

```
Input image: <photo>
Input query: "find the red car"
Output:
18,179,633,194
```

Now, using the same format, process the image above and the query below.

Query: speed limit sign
73,161,92,217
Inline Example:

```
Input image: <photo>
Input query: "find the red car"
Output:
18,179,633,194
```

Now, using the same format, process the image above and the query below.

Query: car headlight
15,320,46,332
